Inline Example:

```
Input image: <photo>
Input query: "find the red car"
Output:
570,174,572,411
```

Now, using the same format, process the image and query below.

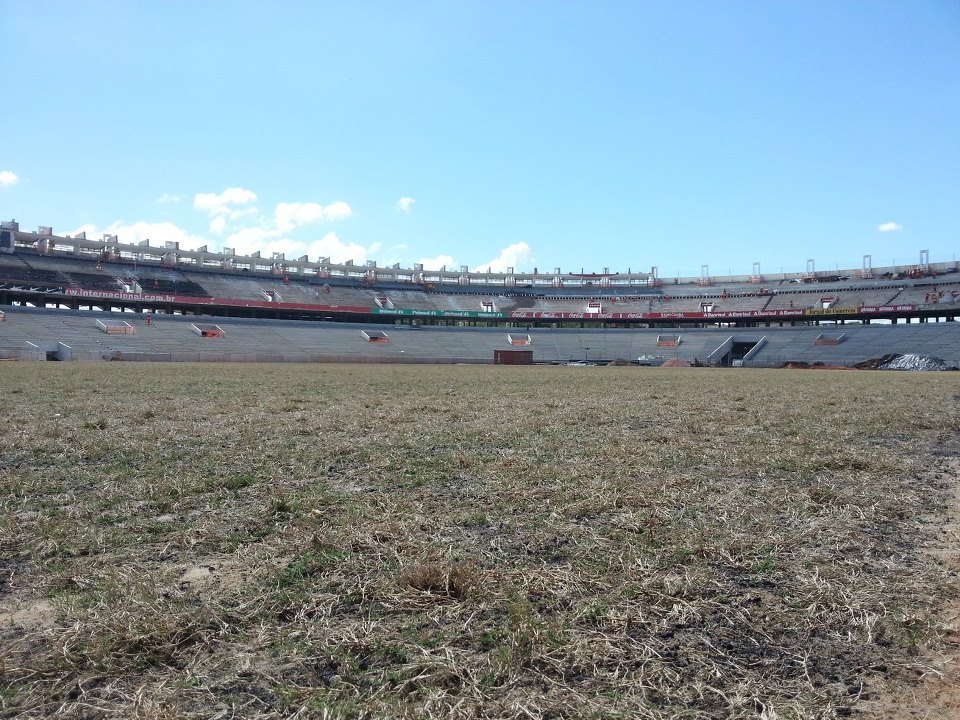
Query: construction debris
855,353,958,371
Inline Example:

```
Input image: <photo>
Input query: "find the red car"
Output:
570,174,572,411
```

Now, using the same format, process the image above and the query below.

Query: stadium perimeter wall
1,306,957,368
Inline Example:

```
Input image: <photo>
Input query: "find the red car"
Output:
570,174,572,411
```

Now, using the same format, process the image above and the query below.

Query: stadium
2,217,960,719
4,1,959,716
1,219,958,368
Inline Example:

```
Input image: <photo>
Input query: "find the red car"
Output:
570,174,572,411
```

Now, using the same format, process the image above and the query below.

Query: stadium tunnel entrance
707,335,767,367
729,340,760,366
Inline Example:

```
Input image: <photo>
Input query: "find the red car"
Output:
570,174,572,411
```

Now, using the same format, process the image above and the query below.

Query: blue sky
2,1,958,277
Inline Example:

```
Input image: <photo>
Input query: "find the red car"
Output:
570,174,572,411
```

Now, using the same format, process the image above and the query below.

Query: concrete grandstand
1,220,958,366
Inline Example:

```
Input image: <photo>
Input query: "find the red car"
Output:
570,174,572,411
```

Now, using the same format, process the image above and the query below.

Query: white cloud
376,244,409,267
224,226,277,255
274,203,324,231
417,254,457,270
62,187,368,265
68,223,101,239
322,201,352,221
70,221,209,250
415,245,535,273
190,188,351,246
478,242,535,273
877,222,903,233
395,197,415,213
304,233,375,264
0,170,19,187
156,193,182,205
221,226,379,266
209,216,227,235
275,201,352,232
229,206,259,221
194,187,258,215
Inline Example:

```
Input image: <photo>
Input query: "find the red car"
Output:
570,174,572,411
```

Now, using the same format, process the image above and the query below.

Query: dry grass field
2,363,959,719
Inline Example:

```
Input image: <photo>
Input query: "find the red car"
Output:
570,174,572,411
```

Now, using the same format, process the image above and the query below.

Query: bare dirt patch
858,457,960,719
174,555,250,594
0,599,55,630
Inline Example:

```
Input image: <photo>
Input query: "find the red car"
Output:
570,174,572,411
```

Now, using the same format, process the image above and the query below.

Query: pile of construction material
855,353,958,371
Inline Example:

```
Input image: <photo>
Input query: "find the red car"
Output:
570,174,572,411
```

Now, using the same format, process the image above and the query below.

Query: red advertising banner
506,308,815,320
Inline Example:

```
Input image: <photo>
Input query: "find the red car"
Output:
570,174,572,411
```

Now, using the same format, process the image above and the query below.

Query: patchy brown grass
1,363,959,719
